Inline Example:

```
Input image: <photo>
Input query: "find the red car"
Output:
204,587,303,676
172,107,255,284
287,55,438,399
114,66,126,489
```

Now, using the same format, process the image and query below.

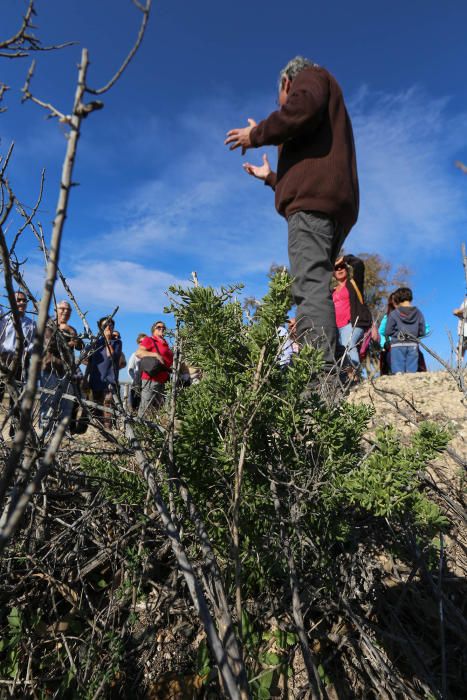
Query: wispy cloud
349,86,467,254
19,85,467,320
23,260,185,314
84,96,287,282
87,85,467,285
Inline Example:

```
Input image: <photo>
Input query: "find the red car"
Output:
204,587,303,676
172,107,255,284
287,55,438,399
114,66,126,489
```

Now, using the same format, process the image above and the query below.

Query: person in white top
453,299,467,361
128,332,146,411
0,291,36,370
0,291,36,435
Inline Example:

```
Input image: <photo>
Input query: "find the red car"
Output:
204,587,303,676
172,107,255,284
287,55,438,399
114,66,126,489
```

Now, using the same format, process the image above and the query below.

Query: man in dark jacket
40,300,82,429
385,287,426,373
225,56,359,368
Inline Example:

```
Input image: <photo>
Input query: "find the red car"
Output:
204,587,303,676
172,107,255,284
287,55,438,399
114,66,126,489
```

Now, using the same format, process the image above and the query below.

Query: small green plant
195,612,298,699
341,422,451,533
81,454,147,506
0,606,23,679
85,631,125,699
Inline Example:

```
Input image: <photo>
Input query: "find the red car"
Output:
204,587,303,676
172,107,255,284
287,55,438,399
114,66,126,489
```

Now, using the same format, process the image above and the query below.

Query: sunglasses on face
334,263,346,271
154,325,165,330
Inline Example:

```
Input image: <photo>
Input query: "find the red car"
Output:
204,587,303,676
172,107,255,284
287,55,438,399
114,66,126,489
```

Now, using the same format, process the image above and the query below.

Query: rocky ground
349,369,466,574
350,369,465,475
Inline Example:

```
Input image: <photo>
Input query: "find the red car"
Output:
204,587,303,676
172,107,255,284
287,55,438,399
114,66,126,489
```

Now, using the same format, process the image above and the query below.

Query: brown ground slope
349,370,466,574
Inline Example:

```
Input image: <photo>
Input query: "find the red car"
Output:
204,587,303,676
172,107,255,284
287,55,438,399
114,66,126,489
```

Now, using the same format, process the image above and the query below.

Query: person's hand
243,153,271,181
224,118,256,154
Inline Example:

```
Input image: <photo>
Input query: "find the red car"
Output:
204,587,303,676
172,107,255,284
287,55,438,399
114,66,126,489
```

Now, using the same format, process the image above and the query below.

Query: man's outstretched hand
243,153,272,181
225,118,256,154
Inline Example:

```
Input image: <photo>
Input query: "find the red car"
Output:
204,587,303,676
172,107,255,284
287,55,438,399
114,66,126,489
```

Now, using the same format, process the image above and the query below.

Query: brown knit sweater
250,66,359,234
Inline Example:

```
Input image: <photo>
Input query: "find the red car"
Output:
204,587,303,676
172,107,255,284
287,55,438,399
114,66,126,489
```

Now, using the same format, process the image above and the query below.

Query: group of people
0,280,462,437
331,255,428,376
0,295,175,435
279,255,429,378
0,54,465,433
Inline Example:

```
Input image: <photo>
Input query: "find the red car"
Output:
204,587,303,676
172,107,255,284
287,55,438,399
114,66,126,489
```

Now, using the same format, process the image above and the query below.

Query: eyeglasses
334,263,346,271
154,325,166,330
16,298,27,304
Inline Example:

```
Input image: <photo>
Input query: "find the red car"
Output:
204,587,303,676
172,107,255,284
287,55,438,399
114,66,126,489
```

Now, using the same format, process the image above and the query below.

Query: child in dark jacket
385,287,425,373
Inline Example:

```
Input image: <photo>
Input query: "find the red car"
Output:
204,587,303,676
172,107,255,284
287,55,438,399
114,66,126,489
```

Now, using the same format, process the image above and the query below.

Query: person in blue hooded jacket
385,287,425,374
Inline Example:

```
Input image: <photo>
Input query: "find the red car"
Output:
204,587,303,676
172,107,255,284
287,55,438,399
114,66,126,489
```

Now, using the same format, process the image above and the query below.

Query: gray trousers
288,211,347,368
138,379,165,418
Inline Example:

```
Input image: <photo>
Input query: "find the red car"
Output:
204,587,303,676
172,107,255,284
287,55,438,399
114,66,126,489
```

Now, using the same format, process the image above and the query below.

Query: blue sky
2,0,467,372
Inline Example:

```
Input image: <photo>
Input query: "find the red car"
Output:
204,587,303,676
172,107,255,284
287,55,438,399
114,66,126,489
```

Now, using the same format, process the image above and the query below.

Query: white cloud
87,131,286,280
66,260,186,313
21,260,185,314
19,85,467,318
349,87,467,253
90,86,467,282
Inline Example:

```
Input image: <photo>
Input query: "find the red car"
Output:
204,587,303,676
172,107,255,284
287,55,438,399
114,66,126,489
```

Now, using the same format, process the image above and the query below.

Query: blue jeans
390,345,418,373
337,324,364,368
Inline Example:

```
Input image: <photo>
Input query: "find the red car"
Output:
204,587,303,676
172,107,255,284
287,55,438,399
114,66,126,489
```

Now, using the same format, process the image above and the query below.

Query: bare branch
0,82,9,113
0,0,74,58
9,169,46,256
86,0,152,95
0,49,92,508
21,60,69,122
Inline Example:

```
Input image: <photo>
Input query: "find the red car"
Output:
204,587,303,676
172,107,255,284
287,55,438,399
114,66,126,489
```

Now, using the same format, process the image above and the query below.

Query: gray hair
278,56,318,89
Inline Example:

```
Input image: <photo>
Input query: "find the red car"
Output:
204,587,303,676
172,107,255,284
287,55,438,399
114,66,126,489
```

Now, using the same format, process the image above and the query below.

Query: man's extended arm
250,70,329,147
242,153,277,188
225,70,329,153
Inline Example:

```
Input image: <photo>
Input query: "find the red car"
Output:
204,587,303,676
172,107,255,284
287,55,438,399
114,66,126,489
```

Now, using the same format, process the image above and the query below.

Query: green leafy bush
161,271,450,600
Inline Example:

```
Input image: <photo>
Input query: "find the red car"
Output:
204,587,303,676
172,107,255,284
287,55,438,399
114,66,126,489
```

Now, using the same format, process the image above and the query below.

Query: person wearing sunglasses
332,254,372,373
0,291,36,435
225,56,359,369
0,291,36,369
136,321,173,417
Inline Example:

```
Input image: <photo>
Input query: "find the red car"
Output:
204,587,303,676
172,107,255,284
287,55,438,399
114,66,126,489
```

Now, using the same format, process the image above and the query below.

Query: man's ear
283,76,292,94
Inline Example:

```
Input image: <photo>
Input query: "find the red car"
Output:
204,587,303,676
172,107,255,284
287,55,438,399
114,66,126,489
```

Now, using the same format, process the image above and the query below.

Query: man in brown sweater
225,56,359,368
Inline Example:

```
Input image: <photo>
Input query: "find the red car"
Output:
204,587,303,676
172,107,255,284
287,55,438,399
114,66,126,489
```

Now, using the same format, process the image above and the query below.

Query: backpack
140,355,166,378
140,337,169,379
